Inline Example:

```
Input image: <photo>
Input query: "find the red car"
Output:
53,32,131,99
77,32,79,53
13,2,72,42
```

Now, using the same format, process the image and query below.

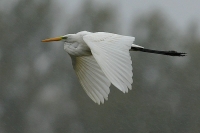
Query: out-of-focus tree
1,0,199,132
128,10,200,133
175,22,200,133
128,10,186,133
0,0,65,133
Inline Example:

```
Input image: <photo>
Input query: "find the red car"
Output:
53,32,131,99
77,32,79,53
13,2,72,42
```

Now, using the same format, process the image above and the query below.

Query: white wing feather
83,32,135,93
73,56,111,104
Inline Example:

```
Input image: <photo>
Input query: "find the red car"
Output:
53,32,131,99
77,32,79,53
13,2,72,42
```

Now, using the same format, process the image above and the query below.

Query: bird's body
42,31,186,104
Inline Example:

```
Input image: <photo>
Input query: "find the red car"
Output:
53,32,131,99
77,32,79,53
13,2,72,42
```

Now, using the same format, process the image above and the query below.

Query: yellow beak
41,37,62,42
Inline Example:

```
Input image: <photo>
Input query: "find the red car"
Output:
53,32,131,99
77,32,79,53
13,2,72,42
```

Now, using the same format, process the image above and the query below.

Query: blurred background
0,0,200,133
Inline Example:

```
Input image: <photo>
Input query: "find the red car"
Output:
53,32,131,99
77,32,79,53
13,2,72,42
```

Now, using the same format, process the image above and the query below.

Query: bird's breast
64,42,92,57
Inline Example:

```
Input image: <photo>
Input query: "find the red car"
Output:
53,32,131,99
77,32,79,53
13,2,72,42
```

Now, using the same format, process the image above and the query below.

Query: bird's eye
62,36,67,40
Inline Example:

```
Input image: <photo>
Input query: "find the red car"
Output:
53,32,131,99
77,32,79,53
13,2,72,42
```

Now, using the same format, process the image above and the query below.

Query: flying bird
42,31,186,104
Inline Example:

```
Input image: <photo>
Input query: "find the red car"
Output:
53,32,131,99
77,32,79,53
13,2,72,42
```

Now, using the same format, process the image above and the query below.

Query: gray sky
117,0,200,33
1,0,200,34
57,0,200,34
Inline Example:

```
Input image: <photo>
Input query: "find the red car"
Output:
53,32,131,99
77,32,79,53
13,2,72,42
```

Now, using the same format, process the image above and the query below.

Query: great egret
42,31,186,104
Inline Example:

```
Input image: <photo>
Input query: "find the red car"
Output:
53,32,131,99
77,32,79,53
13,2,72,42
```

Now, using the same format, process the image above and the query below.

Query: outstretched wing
83,32,134,93
72,55,111,104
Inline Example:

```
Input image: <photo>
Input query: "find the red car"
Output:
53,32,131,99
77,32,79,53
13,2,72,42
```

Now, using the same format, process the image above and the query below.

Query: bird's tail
130,46,186,56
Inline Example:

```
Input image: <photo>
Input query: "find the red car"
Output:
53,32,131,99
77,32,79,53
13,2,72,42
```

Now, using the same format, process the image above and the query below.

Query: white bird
42,31,186,104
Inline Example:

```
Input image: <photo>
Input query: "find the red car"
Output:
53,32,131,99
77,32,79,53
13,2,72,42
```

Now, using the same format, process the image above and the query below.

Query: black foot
167,51,186,56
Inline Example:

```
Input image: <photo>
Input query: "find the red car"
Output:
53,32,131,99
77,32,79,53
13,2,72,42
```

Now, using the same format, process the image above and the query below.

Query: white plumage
42,31,142,104
42,31,186,104
75,56,111,104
